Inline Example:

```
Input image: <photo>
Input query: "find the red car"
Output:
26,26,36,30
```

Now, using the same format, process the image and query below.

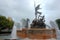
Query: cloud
42,0,60,10
40,0,60,26
0,0,35,22
0,0,60,26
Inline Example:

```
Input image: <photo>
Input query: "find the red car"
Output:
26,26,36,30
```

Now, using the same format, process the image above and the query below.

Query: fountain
50,21,60,40
16,1,57,39
11,22,17,39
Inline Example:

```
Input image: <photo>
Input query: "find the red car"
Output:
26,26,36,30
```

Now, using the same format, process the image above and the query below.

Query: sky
0,0,60,26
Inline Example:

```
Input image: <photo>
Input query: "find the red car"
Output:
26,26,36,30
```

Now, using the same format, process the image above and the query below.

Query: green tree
56,19,60,29
0,16,14,31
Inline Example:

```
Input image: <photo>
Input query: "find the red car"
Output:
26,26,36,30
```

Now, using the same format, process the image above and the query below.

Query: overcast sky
0,0,60,26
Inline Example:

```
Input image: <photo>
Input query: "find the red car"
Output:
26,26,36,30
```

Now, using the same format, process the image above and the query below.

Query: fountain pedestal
17,28,57,39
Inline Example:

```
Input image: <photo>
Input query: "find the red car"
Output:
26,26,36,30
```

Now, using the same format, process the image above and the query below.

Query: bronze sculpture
31,4,46,28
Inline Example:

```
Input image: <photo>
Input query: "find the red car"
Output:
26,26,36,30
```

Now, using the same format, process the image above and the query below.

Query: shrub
0,16,14,31
56,19,60,29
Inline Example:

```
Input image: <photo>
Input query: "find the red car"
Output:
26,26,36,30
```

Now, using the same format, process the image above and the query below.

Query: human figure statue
35,4,41,20
31,4,46,28
25,18,30,28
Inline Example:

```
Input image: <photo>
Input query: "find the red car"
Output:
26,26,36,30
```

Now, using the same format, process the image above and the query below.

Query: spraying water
11,22,17,39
